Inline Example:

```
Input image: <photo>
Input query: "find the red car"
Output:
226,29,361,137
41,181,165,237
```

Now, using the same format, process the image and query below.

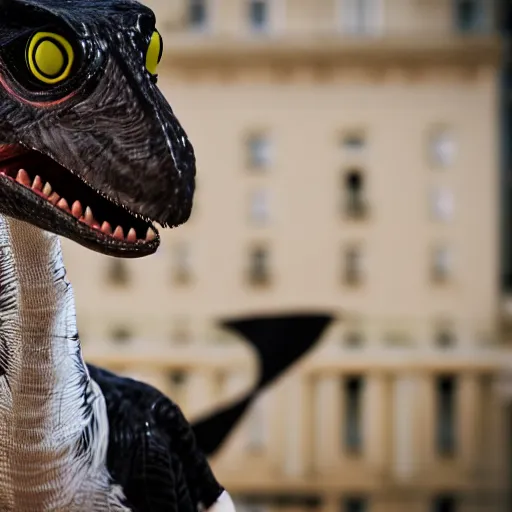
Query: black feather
192,313,334,455
87,364,223,512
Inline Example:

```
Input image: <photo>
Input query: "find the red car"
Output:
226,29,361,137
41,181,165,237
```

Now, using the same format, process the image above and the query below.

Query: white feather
206,491,236,512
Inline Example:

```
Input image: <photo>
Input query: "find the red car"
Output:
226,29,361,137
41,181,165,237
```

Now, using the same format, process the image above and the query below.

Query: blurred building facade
61,1,508,511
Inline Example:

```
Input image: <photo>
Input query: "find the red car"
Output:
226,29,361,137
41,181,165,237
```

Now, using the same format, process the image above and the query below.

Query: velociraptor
0,0,228,509
0,0,333,509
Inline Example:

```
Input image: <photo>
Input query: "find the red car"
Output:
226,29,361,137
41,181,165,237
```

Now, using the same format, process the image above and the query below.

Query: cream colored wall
62,68,500,347
383,0,453,36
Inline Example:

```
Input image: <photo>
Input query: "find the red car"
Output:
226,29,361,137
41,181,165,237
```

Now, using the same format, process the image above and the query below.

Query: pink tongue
0,144,26,160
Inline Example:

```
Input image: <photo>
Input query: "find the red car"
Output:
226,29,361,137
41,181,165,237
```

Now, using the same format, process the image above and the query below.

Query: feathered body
0,216,128,510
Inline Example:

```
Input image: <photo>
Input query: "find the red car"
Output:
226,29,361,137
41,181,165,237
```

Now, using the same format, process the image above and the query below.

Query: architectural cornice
161,34,502,70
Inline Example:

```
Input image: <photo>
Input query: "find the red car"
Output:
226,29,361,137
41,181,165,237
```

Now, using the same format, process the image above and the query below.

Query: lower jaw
0,176,159,258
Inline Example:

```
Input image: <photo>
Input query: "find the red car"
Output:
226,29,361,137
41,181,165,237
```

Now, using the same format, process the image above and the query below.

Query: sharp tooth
57,198,70,211
48,192,60,205
101,221,112,235
31,175,43,191
84,206,94,225
71,200,83,218
16,169,31,187
146,227,156,242
42,182,52,196
113,226,124,240
127,228,137,242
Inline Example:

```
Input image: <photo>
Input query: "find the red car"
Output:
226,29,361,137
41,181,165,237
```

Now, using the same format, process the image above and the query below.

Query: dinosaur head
0,0,195,257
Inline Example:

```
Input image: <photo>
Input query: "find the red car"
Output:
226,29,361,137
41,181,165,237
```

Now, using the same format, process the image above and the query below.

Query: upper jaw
0,144,161,258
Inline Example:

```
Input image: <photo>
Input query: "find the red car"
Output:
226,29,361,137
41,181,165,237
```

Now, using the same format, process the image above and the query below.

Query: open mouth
0,144,159,255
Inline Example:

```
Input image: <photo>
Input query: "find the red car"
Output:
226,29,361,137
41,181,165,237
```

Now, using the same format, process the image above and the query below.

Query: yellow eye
26,32,74,84
145,30,163,76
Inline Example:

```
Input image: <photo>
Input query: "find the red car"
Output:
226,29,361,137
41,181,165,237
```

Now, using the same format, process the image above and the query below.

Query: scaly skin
0,216,129,510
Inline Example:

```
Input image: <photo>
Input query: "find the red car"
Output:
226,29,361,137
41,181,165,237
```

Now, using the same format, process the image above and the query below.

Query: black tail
191,312,333,456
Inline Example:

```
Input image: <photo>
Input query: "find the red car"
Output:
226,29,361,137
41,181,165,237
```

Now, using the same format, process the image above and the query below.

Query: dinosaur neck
0,214,90,510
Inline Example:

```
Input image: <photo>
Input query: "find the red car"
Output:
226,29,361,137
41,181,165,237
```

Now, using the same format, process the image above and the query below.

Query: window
188,0,208,30
107,259,130,286
343,331,364,348
436,375,457,456
431,245,453,283
168,370,187,388
340,0,382,35
343,170,367,218
429,129,456,168
248,0,268,31
454,0,484,32
430,187,454,222
171,242,192,284
343,245,363,285
246,133,271,170
435,328,456,348
344,376,364,454
432,495,457,512
248,246,271,285
343,497,368,512
342,132,366,154
249,189,270,225
110,326,133,344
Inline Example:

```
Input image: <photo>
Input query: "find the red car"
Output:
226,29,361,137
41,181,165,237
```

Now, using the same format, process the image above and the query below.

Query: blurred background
61,0,511,511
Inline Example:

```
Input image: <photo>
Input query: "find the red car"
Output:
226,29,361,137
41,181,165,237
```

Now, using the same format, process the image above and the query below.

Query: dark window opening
110,327,132,344
436,375,457,456
454,0,484,32
344,331,364,348
436,329,456,348
249,0,268,30
343,497,368,512
432,494,457,512
343,246,363,285
246,133,271,170
107,259,130,286
248,246,271,286
168,370,187,387
188,0,207,29
342,133,366,152
343,171,367,219
344,376,364,454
